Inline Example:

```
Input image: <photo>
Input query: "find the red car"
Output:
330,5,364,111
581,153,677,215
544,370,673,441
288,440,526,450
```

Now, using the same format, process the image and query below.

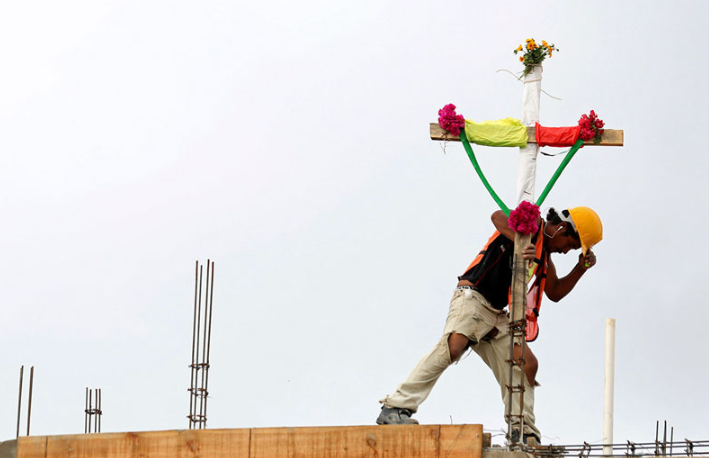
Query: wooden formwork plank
250,425,482,458
17,436,46,458
440,424,484,457
177,429,251,458
17,425,481,458
251,425,437,458
19,429,251,458
44,431,180,458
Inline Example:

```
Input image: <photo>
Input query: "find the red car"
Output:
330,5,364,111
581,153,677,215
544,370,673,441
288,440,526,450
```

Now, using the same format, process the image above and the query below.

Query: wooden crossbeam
430,123,624,146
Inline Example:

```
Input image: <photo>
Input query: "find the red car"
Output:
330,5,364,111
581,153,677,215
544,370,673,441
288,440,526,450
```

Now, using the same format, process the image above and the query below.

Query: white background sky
1,0,707,447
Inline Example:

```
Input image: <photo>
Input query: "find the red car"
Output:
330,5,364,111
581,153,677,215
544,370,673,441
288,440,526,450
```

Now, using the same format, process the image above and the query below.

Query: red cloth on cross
535,123,581,147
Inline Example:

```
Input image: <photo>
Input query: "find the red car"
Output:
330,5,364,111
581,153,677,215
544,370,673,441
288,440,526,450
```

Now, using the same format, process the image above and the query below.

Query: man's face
547,223,582,254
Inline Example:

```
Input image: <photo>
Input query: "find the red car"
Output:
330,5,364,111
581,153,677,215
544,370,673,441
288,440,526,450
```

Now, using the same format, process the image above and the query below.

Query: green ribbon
460,131,510,216
459,132,584,213
535,138,584,206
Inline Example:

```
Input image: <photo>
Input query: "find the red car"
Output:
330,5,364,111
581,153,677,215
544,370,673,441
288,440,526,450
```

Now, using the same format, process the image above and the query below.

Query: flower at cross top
513,38,558,76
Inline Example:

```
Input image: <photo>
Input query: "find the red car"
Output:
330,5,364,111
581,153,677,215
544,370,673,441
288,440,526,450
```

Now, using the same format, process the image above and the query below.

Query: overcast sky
1,0,707,447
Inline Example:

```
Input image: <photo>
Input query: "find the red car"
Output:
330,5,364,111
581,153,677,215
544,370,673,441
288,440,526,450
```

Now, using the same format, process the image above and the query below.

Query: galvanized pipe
603,318,616,456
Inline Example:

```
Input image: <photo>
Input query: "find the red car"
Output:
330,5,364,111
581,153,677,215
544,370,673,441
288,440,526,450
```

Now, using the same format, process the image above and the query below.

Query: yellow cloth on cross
464,118,528,147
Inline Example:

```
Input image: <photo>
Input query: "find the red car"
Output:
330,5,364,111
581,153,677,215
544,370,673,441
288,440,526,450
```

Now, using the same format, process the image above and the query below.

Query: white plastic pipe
603,318,616,456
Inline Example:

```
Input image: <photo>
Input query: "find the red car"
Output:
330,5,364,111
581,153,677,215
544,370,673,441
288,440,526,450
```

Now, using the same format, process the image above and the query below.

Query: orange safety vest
460,222,548,342
523,221,548,342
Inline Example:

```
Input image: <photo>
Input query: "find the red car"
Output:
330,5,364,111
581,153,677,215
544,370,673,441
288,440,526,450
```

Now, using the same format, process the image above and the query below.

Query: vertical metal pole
203,261,215,428
93,390,97,433
671,427,674,456
98,389,102,433
195,265,203,428
16,366,24,440
85,387,89,433
603,318,616,456
189,261,199,429
89,389,93,433
95,389,98,433
663,421,668,457
199,260,210,428
187,260,217,430
27,366,34,436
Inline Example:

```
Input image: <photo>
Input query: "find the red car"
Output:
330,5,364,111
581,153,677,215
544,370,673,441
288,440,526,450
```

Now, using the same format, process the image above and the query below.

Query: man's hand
522,244,536,260
580,249,597,270
522,244,537,269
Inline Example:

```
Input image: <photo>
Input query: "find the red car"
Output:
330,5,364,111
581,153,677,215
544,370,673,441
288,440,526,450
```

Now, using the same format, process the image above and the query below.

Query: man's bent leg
379,332,455,413
379,289,497,419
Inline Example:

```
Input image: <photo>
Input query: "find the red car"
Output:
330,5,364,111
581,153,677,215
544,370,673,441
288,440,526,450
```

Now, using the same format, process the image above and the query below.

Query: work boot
525,434,540,447
510,430,541,446
376,406,419,425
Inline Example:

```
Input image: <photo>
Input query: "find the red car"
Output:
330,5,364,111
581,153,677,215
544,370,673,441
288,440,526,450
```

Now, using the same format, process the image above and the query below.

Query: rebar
84,388,102,433
685,439,694,456
14,365,35,438
626,441,637,457
187,260,215,430
27,366,34,436
16,366,24,439
530,439,709,458
189,261,199,428
664,422,668,457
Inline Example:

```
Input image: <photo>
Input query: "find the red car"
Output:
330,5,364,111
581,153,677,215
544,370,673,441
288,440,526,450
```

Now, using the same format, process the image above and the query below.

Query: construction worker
376,207,603,444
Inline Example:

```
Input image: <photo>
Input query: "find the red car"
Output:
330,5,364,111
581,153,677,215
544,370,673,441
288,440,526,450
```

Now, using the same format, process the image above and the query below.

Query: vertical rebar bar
16,366,24,440
195,265,203,428
187,260,216,430
189,261,199,429
27,366,34,436
84,388,102,434
85,387,89,433
663,421,668,456
89,389,94,433
93,389,98,433
98,389,102,433
203,261,215,426
199,261,210,427
671,427,674,456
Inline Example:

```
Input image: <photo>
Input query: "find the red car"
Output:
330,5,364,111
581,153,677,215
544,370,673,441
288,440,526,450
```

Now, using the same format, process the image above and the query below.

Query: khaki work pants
380,288,541,439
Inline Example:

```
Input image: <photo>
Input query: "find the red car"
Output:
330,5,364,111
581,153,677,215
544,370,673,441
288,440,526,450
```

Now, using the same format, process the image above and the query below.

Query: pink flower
508,201,541,235
438,103,466,136
578,110,605,142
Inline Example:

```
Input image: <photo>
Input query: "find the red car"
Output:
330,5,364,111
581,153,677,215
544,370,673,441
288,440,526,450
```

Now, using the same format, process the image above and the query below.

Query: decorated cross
429,39,623,446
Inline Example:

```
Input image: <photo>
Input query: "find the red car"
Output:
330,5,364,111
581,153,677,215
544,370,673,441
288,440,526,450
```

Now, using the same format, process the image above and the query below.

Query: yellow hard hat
566,207,603,255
